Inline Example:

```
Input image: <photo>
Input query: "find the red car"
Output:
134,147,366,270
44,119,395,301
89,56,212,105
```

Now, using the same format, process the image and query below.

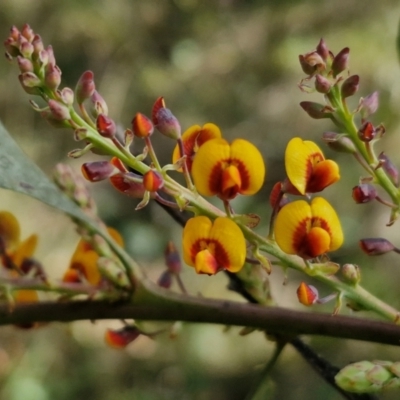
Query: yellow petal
285,137,324,195
230,139,266,195
14,289,39,303
310,197,343,251
209,217,246,273
71,250,101,285
194,249,219,274
274,200,312,255
191,138,231,196
0,211,20,250
182,216,213,267
10,234,38,267
172,123,222,171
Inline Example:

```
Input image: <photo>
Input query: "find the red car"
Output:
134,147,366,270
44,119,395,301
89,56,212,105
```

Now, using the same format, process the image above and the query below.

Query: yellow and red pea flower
63,227,124,286
297,282,319,306
285,137,340,195
182,216,246,274
105,326,141,349
172,123,222,172
0,211,39,304
191,138,265,201
274,197,343,259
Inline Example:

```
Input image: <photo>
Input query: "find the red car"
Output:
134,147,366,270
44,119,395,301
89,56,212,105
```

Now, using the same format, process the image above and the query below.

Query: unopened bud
297,282,319,306
96,114,116,138
132,112,154,138
315,74,331,94
316,38,330,61
341,75,359,98
331,47,350,77
360,91,379,121
322,132,356,153
60,87,74,106
21,24,35,42
151,96,166,125
299,52,325,75
81,161,119,182
19,41,34,58
90,90,108,116
143,170,164,192
75,70,95,104
155,108,181,139
32,35,44,58
44,63,61,90
157,270,173,289
299,101,333,119
48,99,71,121
46,45,56,66
164,241,182,274
17,56,33,73
378,152,399,187
341,264,361,284
37,49,49,67
358,122,376,142
105,326,141,349
359,238,395,256
352,183,377,203
19,71,41,88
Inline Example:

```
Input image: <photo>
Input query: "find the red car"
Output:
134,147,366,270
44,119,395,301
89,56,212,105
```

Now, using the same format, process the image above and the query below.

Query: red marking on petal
297,282,318,306
190,238,230,273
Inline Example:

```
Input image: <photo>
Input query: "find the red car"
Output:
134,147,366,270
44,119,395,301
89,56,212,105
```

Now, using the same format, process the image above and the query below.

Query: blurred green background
2,0,400,399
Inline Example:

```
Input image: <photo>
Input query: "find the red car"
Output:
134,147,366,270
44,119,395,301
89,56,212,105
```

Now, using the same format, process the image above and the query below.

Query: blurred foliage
2,0,400,399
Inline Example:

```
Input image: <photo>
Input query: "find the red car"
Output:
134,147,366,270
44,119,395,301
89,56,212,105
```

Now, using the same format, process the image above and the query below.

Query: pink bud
359,238,395,256
19,71,41,88
155,108,181,139
299,52,325,75
19,41,34,58
316,38,330,61
332,47,350,77
299,101,333,119
46,45,56,66
90,90,108,116
32,35,44,58
44,63,61,90
21,24,35,42
17,56,33,72
48,99,71,121
378,152,399,187
315,74,331,94
322,132,356,153
164,241,182,274
60,87,74,106
75,70,95,104
341,75,359,98
360,91,379,121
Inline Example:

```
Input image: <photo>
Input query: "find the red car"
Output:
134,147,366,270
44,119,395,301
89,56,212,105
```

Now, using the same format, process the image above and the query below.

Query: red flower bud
358,122,376,142
105,326,141,349
299,52,325,75
81,161,118,182
331,47,350,77
96,114,116,138
44,63,61,90
151,96,166,125
359,238,395,256
132,112,154,138
316,38,330,61
75,70,95,104
157,270,173,289
143,170,164,192
352,183,377,203
90,90,108,116
109,173,147,198
297,282,319,306
341,75,359,98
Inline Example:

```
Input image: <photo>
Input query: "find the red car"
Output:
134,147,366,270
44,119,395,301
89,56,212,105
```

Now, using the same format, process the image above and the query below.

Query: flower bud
21,24,35,42
297,282,319,306
143,170,164,192
315,74,331,94
96,114,116,138
322,132,356,153
44,63,61,90
331,47,350,77
299,52,325,75
299,101,333,119
360,91,379,121
352,183,377,204
154,108,181,139
164,241,182,274
81,161,119,182
105,326,141,349
341,75,359,98
75,70,95,104
19,71,41,88
316,38,330,61
358,122,376,142
37,49,49,67
90,90,108,116
341,264,361,284
378,152,399,187
46,45,56,66
359,238,395,255
32,35,44,58
48,99,71,121
109,173,147,198
17,56,33,73
19,41,34,58
151,96,166,125
157,270,173,289
132,112,154,138
60,87,74,106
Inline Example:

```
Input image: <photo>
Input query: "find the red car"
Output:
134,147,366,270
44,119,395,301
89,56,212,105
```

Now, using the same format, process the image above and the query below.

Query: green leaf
0,121,92,226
